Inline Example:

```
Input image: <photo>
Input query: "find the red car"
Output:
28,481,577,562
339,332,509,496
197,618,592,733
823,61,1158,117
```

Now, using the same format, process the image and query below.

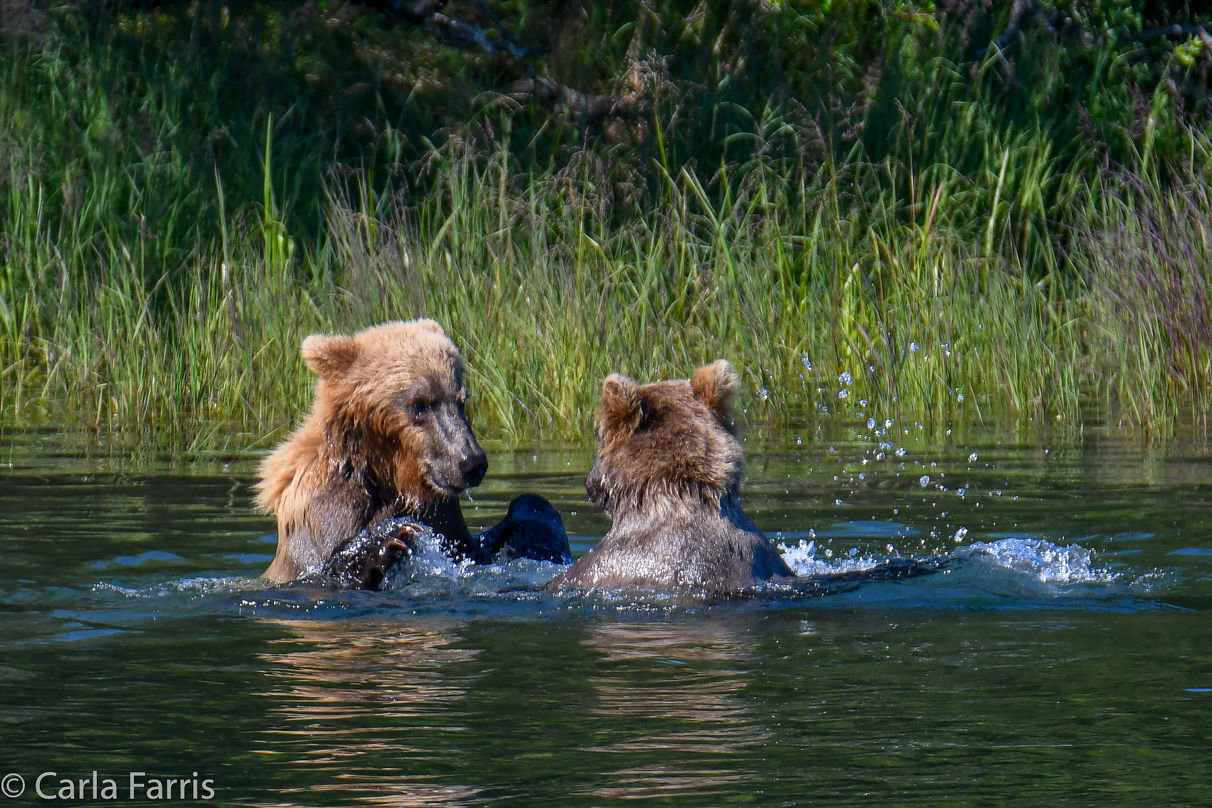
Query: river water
1,424,1210,806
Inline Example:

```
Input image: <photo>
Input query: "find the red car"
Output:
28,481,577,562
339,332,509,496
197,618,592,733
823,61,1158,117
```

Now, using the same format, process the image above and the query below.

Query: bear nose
460,448,488,487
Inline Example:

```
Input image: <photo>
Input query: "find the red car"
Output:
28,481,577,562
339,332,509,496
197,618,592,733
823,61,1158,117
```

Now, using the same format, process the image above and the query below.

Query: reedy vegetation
2,2,1212,449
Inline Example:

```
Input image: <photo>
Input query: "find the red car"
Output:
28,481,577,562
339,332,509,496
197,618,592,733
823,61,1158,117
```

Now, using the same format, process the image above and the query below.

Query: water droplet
895,447,906,457
919,475,931,487
760,387,769,401
796,436,803,445
957,393,965,402
839,371,853,385
867,418,876,429
884,419,892,428
954,527,968,543
838,390,849,399
801,356,813,370
968,452,979,463
910,342,919,352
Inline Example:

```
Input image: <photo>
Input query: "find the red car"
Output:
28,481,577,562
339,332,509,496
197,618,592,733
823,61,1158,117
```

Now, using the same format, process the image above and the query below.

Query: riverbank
3,4,1212,447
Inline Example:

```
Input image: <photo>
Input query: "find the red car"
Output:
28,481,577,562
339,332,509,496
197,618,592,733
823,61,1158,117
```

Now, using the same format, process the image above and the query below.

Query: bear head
585,360,744,515
301,319,488,499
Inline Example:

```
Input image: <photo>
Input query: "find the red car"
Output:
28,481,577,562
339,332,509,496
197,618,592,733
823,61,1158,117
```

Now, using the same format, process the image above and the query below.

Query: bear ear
599,374,643,435
300,333,360,379
691,360,740,413
412,319,446,336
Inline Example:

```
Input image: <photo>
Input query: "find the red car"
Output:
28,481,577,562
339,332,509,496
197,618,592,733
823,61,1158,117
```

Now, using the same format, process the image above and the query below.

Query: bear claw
321,517,431,590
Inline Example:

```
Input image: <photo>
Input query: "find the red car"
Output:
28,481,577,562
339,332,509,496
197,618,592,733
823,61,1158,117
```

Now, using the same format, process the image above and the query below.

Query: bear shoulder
257,411,383,583
255,412,326,517
549,506,791,592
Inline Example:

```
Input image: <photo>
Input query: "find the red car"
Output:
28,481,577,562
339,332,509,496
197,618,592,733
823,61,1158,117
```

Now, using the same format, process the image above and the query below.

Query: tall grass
3,11,1212,449
5,134,1212,447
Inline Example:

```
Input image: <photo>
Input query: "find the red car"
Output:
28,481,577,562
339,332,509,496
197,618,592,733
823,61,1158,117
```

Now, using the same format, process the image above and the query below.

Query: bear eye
410,398,436,417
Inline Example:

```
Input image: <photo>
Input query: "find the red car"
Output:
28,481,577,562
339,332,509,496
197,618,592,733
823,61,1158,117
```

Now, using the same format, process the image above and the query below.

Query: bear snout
585,461,609,510
459,446,488,488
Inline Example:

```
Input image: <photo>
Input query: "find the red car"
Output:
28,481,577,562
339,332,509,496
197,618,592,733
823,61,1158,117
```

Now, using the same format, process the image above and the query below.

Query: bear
255,319,569,587
545,360,797,594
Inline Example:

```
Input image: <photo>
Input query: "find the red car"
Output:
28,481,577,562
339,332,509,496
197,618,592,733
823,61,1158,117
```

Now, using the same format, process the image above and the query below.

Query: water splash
94,575,265,600
777,540,887,577
88,533,1123,616
958,538,1118,584
779,535,1120,588
378,528,476,588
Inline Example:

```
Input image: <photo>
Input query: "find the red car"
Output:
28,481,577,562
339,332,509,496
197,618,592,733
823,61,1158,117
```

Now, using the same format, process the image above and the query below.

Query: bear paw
322,517,431,590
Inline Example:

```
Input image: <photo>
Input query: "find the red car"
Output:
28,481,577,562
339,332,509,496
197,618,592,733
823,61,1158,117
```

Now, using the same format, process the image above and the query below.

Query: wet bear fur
546,360,796,594
255,319,568,586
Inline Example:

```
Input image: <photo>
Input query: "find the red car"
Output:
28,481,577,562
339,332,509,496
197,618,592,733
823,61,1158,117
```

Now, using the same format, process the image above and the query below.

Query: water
2,427,1212,806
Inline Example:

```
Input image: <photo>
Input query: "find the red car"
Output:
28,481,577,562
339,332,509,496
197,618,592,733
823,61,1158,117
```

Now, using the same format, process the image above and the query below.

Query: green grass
3,6,1212,449
5,133,1212,448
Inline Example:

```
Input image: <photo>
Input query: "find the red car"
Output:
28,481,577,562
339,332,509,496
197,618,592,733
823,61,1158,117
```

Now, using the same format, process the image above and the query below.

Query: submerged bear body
548,497,793,592
547,360,795,594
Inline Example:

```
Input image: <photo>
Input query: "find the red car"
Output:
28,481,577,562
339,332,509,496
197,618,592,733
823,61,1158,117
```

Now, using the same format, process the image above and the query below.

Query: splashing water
94,576,265,601
958,538,1118,584
382,529,477,587
777,540,887,577
779,535,1118,588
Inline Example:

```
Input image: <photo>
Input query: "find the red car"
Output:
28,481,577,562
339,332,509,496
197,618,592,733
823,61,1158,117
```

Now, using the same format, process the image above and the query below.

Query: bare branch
362,0,546,61
1127,24,1212,50
505,77,644,126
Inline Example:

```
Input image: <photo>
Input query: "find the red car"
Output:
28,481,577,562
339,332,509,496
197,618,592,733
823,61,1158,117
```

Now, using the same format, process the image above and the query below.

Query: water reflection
583,620,768,801
256,620,483,807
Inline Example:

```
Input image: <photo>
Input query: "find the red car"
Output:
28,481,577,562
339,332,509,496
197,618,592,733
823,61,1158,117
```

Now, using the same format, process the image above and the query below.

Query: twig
363,0,545,61
505,77,643,126
1127,24,1212,50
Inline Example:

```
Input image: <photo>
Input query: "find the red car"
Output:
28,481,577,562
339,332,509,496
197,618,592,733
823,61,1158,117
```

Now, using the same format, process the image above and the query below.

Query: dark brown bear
546,360,796,593
256,319,568,586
